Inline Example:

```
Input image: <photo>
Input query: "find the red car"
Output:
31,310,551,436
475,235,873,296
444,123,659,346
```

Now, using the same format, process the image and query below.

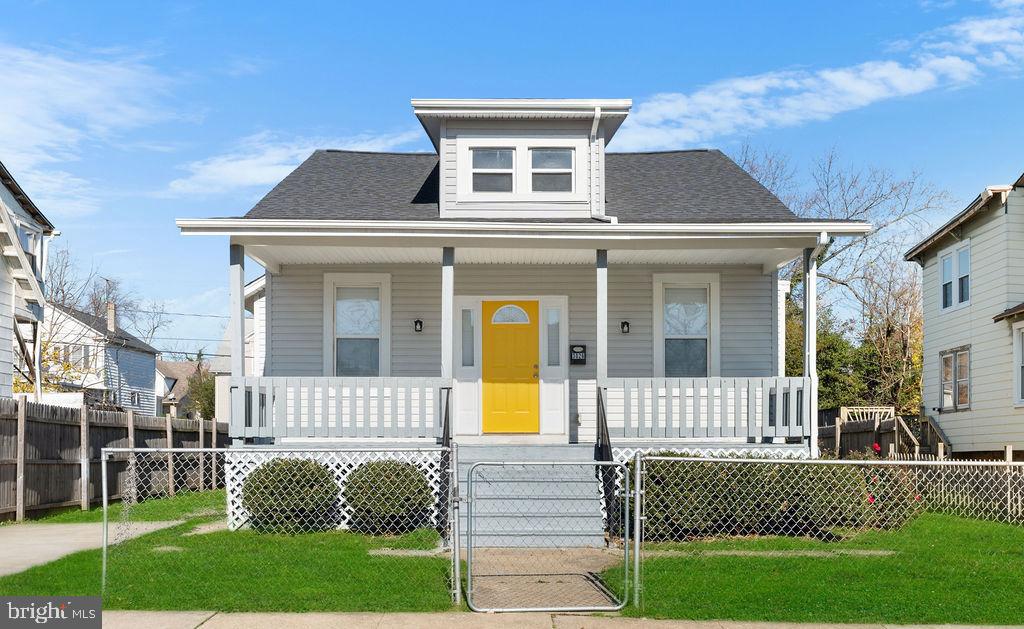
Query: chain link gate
465,460,630,612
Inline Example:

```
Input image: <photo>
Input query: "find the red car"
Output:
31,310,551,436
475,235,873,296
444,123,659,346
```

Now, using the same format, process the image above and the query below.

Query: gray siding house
906,171,1024,459
179,98,870,457
0,160,55,398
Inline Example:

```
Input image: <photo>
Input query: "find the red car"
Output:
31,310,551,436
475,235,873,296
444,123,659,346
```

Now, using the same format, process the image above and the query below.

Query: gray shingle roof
56,305,159,355
243,149,804,223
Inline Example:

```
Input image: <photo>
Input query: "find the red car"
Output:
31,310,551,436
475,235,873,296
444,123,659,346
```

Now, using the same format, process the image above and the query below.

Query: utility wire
133,309,231,319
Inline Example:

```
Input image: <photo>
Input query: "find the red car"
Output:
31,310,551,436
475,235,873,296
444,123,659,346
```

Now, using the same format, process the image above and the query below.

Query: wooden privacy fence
817,406,929,458
0,397,228,521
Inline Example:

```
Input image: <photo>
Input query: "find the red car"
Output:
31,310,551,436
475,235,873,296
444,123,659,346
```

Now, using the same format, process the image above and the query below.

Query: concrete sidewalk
102,611,1024,628
0,522,177,576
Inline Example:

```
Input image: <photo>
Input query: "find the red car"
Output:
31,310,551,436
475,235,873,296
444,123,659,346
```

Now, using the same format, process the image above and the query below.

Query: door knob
533,364,538,369
532,373,539,379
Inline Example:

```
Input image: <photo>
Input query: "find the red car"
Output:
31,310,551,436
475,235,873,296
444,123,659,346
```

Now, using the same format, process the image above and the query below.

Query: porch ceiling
241,243,807,271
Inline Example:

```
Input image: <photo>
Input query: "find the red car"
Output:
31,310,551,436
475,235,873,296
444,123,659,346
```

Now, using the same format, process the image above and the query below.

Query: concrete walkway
0,522,177,576
102,611,1024,629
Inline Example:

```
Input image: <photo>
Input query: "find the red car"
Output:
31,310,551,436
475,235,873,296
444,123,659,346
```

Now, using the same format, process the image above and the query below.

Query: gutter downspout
589,106,617,224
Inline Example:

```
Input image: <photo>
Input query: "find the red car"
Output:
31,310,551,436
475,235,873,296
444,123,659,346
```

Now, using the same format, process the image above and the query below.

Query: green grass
0,491,454,612
605,513,1024,625
39,490,228,524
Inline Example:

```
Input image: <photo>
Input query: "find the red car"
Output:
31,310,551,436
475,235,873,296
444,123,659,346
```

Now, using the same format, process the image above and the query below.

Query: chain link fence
633,454,1024,611
101,446,459,611
465,461,630,612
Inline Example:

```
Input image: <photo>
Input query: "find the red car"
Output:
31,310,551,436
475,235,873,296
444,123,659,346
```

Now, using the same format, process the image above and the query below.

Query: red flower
915,494,922,501
868,494,876,504
872,442,881,453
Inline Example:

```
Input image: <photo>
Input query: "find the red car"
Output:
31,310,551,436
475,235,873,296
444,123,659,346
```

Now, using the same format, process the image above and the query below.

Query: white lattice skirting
225,448,449,535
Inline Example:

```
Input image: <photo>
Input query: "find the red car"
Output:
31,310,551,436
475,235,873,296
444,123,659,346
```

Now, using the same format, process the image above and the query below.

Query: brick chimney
106,302,116,334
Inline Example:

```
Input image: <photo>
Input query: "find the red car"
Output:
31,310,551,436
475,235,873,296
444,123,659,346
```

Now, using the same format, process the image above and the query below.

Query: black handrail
595,385,612,462
440,386,453,448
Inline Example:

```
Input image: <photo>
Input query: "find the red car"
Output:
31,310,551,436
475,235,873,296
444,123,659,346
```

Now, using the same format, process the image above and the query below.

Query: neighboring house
156,359,199,418
0,160,56,398
42,304,159,415
178,98,870,457
906,172,1024,460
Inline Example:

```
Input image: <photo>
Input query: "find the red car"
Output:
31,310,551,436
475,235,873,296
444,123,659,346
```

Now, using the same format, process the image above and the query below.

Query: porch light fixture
413,319,423,333
620,321,630,334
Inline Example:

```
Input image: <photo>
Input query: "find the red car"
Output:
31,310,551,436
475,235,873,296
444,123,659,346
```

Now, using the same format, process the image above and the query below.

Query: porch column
440,247,454,379
802,248,817,378
596,249,608,381
803,247,819,457
229,243,245,378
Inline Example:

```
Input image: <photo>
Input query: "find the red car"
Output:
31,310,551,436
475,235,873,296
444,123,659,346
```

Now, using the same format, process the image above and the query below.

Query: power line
133,309,230,319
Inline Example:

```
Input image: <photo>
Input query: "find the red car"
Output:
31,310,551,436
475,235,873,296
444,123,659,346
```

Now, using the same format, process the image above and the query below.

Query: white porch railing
229,377,453,441
597,377,814,440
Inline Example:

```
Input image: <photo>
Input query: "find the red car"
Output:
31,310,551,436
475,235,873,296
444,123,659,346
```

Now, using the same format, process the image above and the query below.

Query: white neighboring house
156,359,199,418
0,160,56,398
178,98,872,455
906,171,1024,459
42,304,159,415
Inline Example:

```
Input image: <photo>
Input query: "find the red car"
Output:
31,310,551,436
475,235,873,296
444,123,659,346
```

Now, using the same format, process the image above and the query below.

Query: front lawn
606,513,1024,625
0,491,456,612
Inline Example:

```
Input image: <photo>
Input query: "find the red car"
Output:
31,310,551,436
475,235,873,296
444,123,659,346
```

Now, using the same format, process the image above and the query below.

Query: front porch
201,221,839,456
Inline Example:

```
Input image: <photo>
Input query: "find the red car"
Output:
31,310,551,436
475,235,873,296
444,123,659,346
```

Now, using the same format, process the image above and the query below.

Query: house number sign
570,344,586,365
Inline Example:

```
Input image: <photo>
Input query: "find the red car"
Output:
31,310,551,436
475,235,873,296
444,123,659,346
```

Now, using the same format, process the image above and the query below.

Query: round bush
344,460,433,535
242,458,338,534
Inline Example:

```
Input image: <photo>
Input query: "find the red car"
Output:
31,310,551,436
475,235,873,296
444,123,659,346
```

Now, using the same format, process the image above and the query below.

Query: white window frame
470,147,515,194
322,273,391,377
938,240,970,311
455,135,588,203
1014,320,1024,407
530,147,575,193
653,273,721,377
940,347,970,411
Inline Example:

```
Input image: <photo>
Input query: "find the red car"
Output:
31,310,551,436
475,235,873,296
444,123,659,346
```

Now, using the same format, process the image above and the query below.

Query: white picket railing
598,377,814,440
229,377,452,440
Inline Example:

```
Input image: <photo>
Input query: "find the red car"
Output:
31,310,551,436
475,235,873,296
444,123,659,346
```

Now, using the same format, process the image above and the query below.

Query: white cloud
166,130,422,196
615,3,1023,151
0,43,170,217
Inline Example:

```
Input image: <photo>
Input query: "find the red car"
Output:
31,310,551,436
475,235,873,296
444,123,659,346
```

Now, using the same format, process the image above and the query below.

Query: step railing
229,377,453,441
598,376,814,440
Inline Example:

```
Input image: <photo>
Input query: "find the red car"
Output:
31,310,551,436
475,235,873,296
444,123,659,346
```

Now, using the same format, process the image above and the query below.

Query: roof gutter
589,106,616,224
176,217,871,237
905,185,1011,263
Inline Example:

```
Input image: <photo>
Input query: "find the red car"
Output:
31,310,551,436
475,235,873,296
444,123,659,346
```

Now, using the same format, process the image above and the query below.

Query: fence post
937,442,945,460
15,397,26,522
212,423,220,489
165,414,175,496
80,404,90,510
1007,445,1014,463
633,450,642,607
198,416,206,491
836,407,846,456
126,409,135,449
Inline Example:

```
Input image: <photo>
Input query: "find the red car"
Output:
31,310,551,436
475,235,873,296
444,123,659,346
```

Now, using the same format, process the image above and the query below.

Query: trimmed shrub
344,460,434,535
242,458,338,534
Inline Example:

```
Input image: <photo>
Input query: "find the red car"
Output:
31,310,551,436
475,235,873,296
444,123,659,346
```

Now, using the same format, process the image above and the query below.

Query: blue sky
1,0,1023,356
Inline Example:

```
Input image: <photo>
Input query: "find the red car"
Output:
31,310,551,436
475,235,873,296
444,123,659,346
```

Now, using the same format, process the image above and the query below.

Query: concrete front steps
455,444,607,548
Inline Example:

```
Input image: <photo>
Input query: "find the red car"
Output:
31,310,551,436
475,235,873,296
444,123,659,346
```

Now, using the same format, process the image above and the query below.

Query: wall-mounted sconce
620,321,630,334
413,319,423,333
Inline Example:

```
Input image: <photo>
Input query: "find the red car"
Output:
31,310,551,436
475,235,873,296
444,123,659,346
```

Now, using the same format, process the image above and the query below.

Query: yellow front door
482,300,540,433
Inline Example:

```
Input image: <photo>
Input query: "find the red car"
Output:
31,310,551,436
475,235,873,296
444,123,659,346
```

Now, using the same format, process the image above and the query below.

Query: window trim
938,240,970,311
1013,321,1024,407
653,273,721,377
455,135,588,203
322,273,391,377
939,346,970,412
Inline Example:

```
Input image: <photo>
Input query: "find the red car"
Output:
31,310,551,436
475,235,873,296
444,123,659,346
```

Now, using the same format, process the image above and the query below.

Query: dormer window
531,149,573,192
471,148,514,192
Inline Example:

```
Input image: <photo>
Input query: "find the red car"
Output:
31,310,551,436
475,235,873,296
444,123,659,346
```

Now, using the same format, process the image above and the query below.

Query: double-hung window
1014,322,1024,406
940,348,970,411
531,148,573,192
323,274,391,377
940,243,970,310
654,274,720,377
471,148,514,192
